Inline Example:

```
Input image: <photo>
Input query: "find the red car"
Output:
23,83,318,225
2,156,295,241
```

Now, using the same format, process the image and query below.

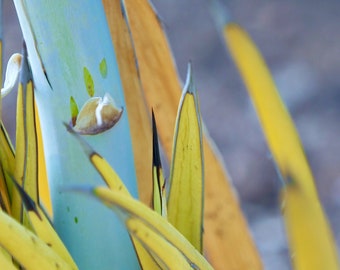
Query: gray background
3,1,340,269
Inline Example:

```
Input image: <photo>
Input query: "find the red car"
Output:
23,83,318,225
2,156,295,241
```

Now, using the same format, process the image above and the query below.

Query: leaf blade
0,210,76,270
224,22,339,269
88,186,214,270
121,2,262,268
167,65,203,252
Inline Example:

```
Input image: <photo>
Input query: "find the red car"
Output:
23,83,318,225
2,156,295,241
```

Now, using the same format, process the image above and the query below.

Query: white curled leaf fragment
73,93,123,135
1,53,23,97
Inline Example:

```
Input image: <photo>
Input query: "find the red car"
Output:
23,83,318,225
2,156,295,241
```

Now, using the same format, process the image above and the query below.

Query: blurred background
2,1,340,269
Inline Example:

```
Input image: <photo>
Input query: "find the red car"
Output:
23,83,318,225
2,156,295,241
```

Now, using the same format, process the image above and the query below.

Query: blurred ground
3,1,340,269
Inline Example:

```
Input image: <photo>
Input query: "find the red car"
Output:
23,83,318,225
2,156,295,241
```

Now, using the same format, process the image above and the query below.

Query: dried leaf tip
1,53,22,97
183,62,196,95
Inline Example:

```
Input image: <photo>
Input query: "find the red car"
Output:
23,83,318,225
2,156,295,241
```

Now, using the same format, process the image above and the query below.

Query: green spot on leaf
70,96,79,126
99,58,107,78
74,217,78,224
83,67,95,97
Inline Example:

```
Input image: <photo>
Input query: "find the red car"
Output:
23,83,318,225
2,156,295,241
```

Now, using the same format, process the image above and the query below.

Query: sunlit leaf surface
121,1,262,268
167,65,203,252
80,186,214,270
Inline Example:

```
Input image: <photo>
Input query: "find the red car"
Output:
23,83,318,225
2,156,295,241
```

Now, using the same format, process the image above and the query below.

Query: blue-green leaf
13,2,139,269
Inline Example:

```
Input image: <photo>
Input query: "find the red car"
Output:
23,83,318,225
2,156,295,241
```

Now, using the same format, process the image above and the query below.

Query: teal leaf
13,1,139,269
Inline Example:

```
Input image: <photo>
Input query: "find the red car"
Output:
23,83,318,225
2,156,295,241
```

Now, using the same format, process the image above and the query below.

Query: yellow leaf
121,2,262,268
64,124,130,194
66,123,159,269
103,0,153,206
282,184,339,270
0,124,15,213
12,178,77,269
12,82,25,221
167,65,203,252
127,218,191,269
90,186,214,270
224,22,339,269
0,210,76,270
13,51,39,227
0,246,17,270
224,23,316,197
35,102,52,217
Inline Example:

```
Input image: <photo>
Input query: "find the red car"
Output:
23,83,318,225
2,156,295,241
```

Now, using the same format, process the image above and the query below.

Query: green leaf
83,67,95,97
69,96,79,126
99,58,107,78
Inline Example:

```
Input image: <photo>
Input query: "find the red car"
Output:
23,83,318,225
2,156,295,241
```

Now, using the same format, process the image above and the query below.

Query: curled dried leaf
73,93,123,135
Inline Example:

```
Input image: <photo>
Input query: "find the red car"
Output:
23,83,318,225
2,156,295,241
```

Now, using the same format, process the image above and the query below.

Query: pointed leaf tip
151,109,167,216
10,176,41,220
151,109,162,169
183,62,195,95
168,63,204,251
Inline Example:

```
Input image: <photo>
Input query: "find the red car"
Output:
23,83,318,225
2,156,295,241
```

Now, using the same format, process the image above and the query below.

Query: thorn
10,176,42,220
151,109,162,169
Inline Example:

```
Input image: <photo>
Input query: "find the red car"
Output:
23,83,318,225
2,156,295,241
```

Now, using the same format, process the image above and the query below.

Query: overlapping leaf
0,209,76,270
151,110,167,217
0,47,77,269
76,186,214,270
118,2,262,268
103,0,153,206
13,2,139,268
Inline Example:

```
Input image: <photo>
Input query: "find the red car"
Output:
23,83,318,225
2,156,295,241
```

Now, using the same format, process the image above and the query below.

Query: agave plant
0,1,338,270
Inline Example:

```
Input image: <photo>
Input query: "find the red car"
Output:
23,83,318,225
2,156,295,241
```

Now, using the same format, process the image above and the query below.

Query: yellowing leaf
167,65,203,252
